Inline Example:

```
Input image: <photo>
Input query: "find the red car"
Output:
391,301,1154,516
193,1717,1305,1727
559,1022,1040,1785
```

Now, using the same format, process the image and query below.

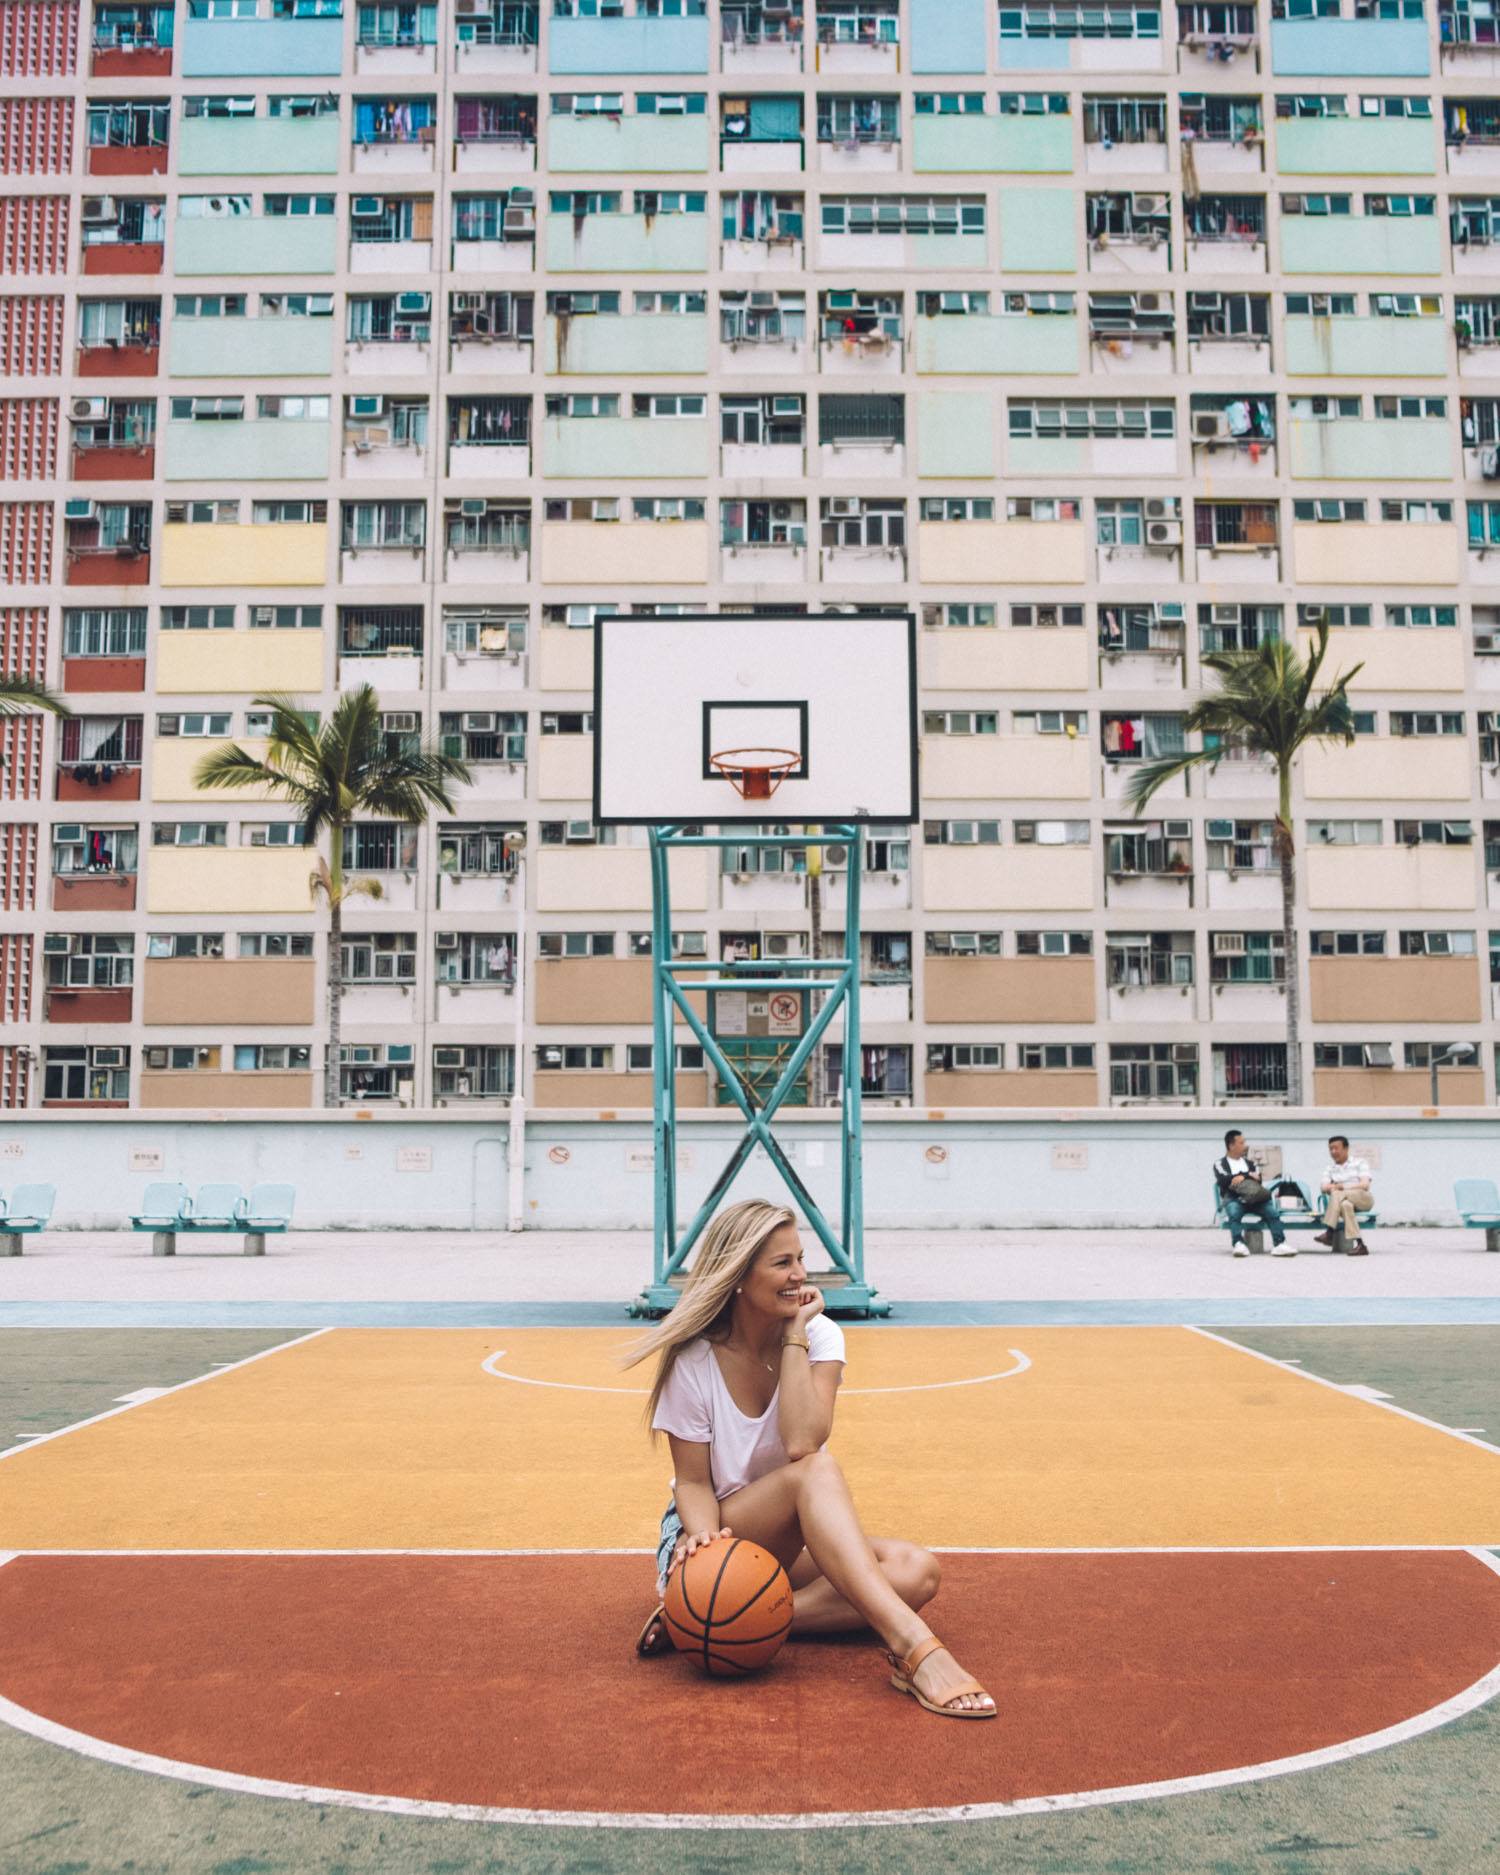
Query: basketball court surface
2,1303,1498,1872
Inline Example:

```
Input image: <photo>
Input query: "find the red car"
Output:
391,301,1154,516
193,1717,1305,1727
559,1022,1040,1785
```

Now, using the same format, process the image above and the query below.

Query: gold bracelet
781,1337,810,1354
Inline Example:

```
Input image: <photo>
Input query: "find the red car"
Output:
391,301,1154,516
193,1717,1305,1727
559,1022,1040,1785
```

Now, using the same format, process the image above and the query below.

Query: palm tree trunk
326,889,343,1109
1277,762,1302,1107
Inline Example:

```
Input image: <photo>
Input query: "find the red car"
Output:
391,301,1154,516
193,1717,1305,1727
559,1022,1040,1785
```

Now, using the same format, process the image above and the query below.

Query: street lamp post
1430,1041,1476,1108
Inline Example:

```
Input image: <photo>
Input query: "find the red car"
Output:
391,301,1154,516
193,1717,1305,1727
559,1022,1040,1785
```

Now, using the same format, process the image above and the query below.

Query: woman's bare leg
719,1453,992,1712
788,1539,940,1635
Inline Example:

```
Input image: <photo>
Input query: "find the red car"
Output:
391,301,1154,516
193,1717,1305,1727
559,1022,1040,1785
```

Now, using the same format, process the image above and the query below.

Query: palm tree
1125,621,1362,1107
194,687,471,1107
0,673,69,718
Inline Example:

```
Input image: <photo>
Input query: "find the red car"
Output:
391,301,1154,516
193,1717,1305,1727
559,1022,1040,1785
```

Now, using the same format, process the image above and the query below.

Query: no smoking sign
767,992,801,1035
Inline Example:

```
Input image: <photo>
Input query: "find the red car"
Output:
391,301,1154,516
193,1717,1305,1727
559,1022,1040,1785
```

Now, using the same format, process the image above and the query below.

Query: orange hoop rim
708,747,803,800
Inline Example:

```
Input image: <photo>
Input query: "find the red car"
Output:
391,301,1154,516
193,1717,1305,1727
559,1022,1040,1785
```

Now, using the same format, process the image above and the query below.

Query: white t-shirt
652,1312,847,1502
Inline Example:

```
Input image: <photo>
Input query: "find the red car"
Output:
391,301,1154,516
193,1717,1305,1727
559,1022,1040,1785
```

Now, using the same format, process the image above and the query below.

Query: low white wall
0,1110,1494,1232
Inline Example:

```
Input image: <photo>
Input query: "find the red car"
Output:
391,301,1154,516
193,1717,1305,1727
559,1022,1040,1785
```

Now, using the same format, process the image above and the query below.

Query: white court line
1186,1325,1500,1457
0,1328,334,1467
0,1547,1496,1832
478,1347,1032,1396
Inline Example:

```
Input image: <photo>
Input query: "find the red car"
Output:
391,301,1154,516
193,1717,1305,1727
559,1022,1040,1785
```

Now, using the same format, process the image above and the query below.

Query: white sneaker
1270,1243,1298,1257
1232,1242,1251,1257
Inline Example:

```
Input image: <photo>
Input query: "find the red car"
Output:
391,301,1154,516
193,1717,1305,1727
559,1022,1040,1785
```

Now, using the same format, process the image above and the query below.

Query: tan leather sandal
635,1603,672,1657
887,1635,996,1719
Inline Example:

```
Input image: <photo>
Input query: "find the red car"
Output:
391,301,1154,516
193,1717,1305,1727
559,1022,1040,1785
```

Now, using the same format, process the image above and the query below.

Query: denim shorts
654,1500,684,1597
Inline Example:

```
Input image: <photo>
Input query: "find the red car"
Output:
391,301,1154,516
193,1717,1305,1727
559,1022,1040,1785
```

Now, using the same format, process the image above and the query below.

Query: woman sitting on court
625,1198,995,1719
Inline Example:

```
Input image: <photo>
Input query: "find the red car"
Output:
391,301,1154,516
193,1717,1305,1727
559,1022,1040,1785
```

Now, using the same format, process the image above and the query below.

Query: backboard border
592,609,919,826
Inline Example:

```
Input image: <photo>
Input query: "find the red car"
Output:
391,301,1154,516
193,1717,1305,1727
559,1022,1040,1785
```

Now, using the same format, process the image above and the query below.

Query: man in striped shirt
1317,1135,1373,1256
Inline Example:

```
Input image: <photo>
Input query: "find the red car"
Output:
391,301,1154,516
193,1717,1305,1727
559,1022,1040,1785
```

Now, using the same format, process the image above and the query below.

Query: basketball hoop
709,747,801,802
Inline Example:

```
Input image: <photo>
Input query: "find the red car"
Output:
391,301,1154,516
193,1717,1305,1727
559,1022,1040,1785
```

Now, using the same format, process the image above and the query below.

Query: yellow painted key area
1,1328,1497,1554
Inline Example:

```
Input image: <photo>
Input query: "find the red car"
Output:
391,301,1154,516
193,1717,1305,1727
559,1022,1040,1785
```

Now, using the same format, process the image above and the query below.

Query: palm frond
0,672,70,719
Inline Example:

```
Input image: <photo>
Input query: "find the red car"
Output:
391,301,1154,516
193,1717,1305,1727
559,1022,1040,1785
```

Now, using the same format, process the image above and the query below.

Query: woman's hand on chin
790,1285,825,1332
672,1525,734,1572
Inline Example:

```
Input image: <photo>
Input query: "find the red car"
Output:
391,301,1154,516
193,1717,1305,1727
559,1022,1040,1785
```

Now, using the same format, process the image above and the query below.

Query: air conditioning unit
351,196,385,218
80,196,116,223
1147,519,1183,547
510,186,535,207
461,712,495,731
459,497,489,517
920,603,942,627
451,292,484,312
454,0,490,14
1164,820,1192,839
1206,818,1235,841
1160,602,1185,622
1144,497,1177,520
564,818,593,842
749,290,777,307
396,291,430,316
92,1047,126,1067
503,206,535,233
1211,934,1246,956
145,1047,168,1070
771,395,802,416
64,498,97,521
1133,194,1169,217
1136,292,1162,311
1194,411,1229,440
42,933,72,955
827,497,860,517
251,605,277,626
1210,605,1240,625
1302,605,1326,624
349,394,384,420
383,711,419,731
54,824,84,843
435,931,459,949
69,396,108,422
824,843,850,869
765,934,793,956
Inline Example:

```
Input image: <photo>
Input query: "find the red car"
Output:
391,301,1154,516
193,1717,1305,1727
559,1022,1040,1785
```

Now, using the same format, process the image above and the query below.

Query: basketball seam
700,1539,740,1676
707,1563,786,1630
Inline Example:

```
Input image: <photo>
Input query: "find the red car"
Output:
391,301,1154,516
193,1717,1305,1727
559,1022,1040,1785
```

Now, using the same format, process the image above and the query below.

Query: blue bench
0,1183,56,1257
1455,1178,1500,1253
1213,1178,1378,1254
130,1181,296,1257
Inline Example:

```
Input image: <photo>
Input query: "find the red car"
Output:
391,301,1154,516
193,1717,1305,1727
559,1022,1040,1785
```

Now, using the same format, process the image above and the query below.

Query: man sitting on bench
1214,1127,1295,1259
1317,1134,1372,1257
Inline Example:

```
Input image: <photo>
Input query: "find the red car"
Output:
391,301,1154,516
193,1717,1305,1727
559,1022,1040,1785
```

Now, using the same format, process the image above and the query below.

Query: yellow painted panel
1291,523,1458,588
918,521,1088,585
536,736,594,802
151,737,281,803
538,626,594,691
1306,844,1476,912
1303,737,1472,802
535,845,709,913
923,734,1091,800
160,523,329,589
2,1327,1496,1551
1296,627,1464,694
922,628,1090,693
156,629,326,696
147,847,316,915
923,846,1095,912
538,522,709,586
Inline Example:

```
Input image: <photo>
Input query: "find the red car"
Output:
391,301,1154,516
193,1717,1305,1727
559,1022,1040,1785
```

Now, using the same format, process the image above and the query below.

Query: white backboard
593,612,918,824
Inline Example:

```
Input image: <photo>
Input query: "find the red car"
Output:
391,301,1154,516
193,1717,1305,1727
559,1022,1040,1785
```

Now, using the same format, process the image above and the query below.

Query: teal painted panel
173,217,337,276
915,314,1080,375
178,116,340,177
1289,418,1450,479
917,392,995,476
1008,436,1088,475
910,0,988,71
548,115,709,174
1283,316,1448,376
548,17,709,74
544,212,708,273
913,115,1072,173
180,18,344,76
1270,18,1429,76
1280,217,1441,275
1275,117,1434,175
165,420,331,482
1001,189,1076,271
544,313,708,374
169,318,335,378
542,416,708,478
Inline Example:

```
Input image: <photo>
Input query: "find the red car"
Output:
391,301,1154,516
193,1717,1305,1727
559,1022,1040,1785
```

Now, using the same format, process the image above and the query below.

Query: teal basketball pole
632,823,885,1318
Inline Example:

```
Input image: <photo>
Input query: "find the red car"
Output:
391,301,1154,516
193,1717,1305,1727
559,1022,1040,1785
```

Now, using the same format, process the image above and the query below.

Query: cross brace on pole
631,824,886,1319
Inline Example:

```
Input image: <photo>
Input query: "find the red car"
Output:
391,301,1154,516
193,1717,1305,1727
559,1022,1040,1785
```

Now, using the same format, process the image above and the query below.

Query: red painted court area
3,1549,1499,1818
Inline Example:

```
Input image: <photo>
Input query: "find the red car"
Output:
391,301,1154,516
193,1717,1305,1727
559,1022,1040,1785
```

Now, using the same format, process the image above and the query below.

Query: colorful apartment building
2,0,1500,1114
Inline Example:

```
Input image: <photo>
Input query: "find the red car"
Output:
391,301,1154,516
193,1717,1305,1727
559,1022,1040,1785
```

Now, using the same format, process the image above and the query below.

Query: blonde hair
622,1199,797,1430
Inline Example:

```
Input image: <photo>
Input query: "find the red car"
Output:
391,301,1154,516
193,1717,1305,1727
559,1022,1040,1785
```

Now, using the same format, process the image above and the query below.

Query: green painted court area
1,1322,1498,1875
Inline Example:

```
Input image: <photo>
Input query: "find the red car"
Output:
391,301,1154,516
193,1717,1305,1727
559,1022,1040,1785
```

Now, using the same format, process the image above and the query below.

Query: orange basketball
662,1538,794,1677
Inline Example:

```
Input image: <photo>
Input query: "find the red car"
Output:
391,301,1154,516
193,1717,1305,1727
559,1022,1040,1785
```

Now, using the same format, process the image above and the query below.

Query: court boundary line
0,1548,1496,1832
1186,1325,1500,1457
478,1346,1033,1397
0,1328,334,1467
